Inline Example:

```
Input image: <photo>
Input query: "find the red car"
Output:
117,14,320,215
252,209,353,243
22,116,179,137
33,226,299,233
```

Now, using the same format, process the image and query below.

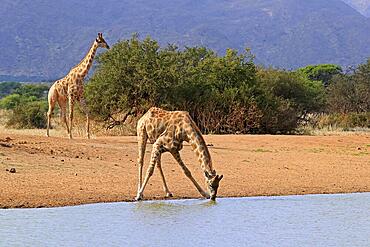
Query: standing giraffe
46,33,110,139
135,107,223,201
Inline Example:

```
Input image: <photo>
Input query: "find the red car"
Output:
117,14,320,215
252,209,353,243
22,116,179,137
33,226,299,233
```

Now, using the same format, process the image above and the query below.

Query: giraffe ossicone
46,33,110,139
135,107,223,201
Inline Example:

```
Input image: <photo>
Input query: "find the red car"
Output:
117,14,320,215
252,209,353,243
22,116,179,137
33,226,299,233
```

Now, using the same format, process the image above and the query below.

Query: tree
297,64,342,87
257,68,326,133
0,82,21,98
6,101,48,129
13,84,49,98
327,60,370,113
0,83,49,128
85,35,259,133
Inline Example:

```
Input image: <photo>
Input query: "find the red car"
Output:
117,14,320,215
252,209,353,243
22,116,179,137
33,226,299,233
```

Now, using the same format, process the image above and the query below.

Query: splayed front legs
171,151,209,199
135,138,209,201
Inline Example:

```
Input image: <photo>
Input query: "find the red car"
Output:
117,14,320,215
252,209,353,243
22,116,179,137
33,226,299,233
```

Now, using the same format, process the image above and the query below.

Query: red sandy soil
0,132,369,208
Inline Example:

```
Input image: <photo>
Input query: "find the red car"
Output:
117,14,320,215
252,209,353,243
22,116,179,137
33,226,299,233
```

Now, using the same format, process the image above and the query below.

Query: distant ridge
342,0,370,17
1,0,370,81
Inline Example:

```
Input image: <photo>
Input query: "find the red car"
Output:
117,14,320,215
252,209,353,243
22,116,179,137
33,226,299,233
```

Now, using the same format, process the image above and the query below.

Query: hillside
342,0,370,16
1,0,370,81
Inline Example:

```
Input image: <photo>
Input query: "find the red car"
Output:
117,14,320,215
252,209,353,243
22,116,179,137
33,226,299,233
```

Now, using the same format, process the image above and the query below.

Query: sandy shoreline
1,132,369,208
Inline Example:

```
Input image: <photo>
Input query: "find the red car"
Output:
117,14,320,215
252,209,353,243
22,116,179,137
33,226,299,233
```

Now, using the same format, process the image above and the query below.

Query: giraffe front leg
171,151,209,199
68,97,74,139
80,98,90,139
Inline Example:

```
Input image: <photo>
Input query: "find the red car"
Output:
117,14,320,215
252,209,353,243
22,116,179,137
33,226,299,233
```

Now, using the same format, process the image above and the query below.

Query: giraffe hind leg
46,99,55,137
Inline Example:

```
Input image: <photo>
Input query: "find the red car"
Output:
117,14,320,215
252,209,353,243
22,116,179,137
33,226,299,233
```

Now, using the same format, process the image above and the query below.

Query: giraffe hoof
165,193,173,198
135,195,143,201
201,192,210,199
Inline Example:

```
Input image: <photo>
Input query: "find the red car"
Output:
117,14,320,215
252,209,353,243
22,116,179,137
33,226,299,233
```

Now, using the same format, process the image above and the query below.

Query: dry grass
2,109,369,137
0,109,137,138
297,125,370,136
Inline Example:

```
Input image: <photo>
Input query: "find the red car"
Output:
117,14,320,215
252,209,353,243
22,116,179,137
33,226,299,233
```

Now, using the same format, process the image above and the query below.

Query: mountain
1,0,370,81
342,0,370,16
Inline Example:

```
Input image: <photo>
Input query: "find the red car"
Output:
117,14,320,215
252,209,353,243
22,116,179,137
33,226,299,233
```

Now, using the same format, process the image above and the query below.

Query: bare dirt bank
0,131,369,208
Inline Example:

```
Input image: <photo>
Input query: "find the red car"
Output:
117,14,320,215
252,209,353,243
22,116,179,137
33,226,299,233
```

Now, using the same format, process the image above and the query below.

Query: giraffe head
96,32,110,49
204,170,223,201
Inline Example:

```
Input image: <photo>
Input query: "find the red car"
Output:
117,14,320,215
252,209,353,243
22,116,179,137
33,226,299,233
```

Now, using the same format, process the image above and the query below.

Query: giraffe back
138,107,192,144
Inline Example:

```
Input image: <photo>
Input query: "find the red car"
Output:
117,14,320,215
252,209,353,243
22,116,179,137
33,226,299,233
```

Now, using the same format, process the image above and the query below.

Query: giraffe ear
204,171,211,179
218,175,223,181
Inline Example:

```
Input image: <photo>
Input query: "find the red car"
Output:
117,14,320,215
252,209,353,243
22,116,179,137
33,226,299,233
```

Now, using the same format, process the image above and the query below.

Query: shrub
6,100,48,129
0,83,49,129
327,61,370,114
86,35,259,134
0,82,21,98
257,68,326,133
297,64,342,87
0,94,23,109
317,112,370,129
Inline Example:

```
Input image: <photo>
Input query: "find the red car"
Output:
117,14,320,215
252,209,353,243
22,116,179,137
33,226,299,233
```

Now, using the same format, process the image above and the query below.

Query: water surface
1,193,370,246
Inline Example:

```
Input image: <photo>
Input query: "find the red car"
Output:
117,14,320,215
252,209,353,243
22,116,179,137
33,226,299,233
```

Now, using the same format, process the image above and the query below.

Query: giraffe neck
187,124,215,176
75,41,99,78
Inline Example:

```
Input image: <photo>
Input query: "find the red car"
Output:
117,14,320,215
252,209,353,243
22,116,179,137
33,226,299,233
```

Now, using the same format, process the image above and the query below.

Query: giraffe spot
203,157,209,164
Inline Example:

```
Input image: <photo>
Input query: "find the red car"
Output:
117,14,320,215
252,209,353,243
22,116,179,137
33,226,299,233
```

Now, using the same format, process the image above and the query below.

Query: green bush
257,68,326,133
85,35,340,134
327,61,370,114
13,84,49,98
317,112,370,129
0,83,49,129
86,35,260,134
0,82,21,98
6,100,48,129
0,94,23,109
297,64,342,87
